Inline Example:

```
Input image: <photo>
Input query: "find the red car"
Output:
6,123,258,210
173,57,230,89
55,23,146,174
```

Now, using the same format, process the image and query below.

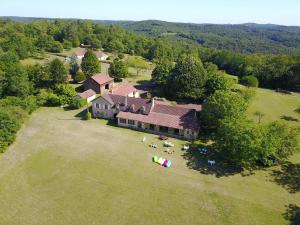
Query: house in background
95,51,109,61
74,49,87,59
74,49,108,61
112,83,140,98
84,74,113,94
92,94,200,140
77,89,96,103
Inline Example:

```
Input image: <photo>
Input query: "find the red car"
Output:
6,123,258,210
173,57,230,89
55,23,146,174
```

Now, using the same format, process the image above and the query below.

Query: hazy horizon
2,16,300,27
1,0,300,26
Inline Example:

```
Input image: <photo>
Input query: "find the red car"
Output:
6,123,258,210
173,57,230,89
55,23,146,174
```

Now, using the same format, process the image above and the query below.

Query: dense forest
116,20,300,55
3,17,300,55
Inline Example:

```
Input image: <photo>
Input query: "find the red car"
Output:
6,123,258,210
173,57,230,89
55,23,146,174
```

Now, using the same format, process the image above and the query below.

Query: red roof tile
112,83,137,96
117,111,200,132
95,51,108,58
74,49,87,57
78,89,96,99
176,104,202,111
91,74,113,85
94,93,200,132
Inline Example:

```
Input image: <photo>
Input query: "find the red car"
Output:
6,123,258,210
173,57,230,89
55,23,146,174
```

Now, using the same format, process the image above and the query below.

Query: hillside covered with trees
113,20,300,55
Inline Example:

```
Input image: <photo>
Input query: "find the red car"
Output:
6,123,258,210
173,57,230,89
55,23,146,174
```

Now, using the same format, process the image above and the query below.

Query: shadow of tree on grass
281,115,299,122
181,141,245,178
272,162,300,193
283,204,300,225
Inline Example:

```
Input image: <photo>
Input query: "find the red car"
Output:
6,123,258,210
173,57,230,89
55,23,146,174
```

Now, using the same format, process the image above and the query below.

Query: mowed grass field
0,88,299,225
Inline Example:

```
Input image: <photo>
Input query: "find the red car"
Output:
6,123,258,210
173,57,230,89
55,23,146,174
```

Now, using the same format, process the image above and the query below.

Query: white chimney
125,96,128,108
149,98,155,112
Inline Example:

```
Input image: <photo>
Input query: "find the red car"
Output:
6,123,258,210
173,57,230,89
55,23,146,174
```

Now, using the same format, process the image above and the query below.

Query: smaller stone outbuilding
84,74,113,94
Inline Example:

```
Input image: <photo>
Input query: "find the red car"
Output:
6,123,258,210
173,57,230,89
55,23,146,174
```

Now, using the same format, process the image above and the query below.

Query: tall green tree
3,64,31,97
259,121,298,166
201,90,248,130
27,64,51,88
69,57,79,76
205,73,233,96
49,59,67,84
151,60,173,86
81,49,101,78
167,56,208,101
109,59,128,82
214,118,262,169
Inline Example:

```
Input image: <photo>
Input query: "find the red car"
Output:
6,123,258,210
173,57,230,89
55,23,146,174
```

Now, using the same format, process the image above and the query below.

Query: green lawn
0,107,299,225
20,53,66,66
248,88,300,126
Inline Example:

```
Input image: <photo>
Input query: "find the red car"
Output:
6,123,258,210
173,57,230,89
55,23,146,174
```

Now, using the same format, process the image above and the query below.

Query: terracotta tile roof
100,94,152,114
117,111,200,132
94,94,200,132
152,104,191,117
112,83,137,96
176,104,202,112
95,51,108,58
74,49,87,57
78,89,96,99
91,74,113,85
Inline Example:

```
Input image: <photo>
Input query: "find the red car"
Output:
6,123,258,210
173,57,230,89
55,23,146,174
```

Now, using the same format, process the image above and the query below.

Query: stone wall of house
84,79,101,94
116,118,198,140
92,100,116,119
99,82,113,94
184,129,199,139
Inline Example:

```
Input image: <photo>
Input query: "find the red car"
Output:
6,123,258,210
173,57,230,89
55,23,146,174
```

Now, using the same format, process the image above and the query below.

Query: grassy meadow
0,86,299,224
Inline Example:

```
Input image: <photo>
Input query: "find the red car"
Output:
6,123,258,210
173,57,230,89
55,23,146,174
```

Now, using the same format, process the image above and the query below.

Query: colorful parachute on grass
153,156,172,168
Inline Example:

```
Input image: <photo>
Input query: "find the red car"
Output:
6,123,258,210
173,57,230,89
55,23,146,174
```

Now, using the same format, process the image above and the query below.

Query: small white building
77,89,96,103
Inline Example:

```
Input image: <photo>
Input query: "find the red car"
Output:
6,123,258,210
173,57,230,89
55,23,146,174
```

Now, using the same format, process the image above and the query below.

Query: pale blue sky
1,0,299,26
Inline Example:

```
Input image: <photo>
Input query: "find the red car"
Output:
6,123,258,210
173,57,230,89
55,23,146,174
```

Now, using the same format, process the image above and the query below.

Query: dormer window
140,106,146,114
130,104,135,112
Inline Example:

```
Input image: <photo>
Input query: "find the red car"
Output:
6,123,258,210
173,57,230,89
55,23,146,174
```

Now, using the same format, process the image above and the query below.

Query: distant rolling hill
2,17,300,55
114,20,300,55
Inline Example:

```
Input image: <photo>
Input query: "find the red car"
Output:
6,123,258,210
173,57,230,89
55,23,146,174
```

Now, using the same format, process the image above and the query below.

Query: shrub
69,98,86,109
47,41,63,53
54,84,77,105
240,75,259,87
74,72,86,83
36,89,53,106
85,110,92,120
47,93,61,106
118,53,125,59
0,96,38,114
0,106,28,153
63,40,72,50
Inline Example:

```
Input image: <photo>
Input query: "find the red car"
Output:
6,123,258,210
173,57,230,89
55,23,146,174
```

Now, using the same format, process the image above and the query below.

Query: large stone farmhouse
84,74,114,94
92,94,200,139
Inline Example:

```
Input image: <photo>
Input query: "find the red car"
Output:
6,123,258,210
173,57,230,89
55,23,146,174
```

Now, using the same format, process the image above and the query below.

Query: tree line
0,19,298,91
